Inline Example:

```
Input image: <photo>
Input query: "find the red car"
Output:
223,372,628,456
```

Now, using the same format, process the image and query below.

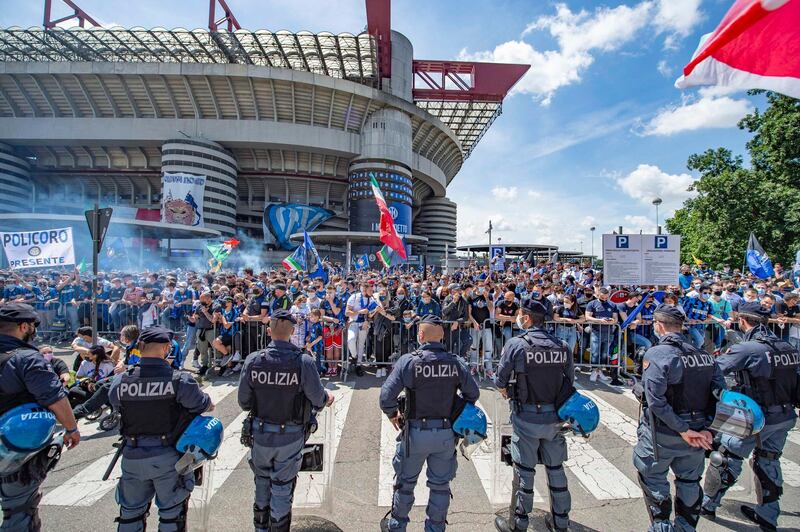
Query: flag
692,254,704,267
549,252,559,265
369,173,407,260
76,257,86,273
303,231,329,284
675,0,800,98
746,232,774,279
354,253,369,271
282,245,304,272
206,238,240,272
792,249,800,287
621,292,652,330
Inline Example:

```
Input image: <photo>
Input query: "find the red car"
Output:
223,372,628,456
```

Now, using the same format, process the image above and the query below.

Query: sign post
85,205,113,343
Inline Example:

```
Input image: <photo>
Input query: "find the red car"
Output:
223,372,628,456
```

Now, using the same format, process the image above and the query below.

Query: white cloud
527,190,542,198
623,215,658,234
460,0,703,105
657,59,673,77
492,186,518,200
654,0,703,40
640,91,753,136
616,164,696,209
461,2,653,105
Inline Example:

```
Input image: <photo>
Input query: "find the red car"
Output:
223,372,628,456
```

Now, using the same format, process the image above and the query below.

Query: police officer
700,302,799,530
379,314,479,532
494,299,573,532
238,309,333,532
633,304,724,532
0,303,80,531
108,326,214,532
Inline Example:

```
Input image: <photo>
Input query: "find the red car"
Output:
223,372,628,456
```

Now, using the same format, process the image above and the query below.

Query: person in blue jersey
680,285,714,350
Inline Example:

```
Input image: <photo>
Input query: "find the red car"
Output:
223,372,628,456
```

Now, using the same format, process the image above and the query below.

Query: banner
1,227,76,270
263,203,335,250
161,172,205,227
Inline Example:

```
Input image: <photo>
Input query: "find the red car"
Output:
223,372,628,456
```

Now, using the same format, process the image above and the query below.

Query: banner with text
1,227,76,270
161,172,205,227
603,234,680,285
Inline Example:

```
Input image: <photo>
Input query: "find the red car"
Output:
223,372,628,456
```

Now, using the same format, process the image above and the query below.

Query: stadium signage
1,227,76,270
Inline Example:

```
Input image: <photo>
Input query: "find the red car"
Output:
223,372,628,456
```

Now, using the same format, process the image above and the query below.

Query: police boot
741,506,777,532
269,512,291,532
494,515,524,532
545,515,568,532
380,510,392,532
253,504,269,531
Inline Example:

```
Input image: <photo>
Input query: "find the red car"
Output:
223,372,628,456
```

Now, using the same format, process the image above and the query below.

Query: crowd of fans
1,257,799,417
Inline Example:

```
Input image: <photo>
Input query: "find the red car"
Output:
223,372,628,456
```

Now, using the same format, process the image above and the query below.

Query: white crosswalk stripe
36,376,800,521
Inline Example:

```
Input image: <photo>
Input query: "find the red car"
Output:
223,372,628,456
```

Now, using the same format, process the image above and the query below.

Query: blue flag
303,231,328,284
746,233,774,279
354,253,370,271
621,292,652,331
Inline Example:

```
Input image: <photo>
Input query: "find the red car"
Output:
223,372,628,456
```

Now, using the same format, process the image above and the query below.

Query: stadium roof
0,27,377,82
0,26,522,158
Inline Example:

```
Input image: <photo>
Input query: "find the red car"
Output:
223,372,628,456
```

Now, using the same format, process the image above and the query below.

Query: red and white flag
676,0,800,98
369,173,408,260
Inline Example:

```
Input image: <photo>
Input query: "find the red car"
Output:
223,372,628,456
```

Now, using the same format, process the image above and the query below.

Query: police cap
653,304,685,324
274,284,287,292
419,314,443,326
271,309,297,324
520,298,548,316
139,326,173,344
738,302,771,321
0,303,40,325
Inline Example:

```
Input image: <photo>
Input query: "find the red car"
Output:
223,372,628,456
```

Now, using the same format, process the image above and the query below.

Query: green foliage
666,93,800,267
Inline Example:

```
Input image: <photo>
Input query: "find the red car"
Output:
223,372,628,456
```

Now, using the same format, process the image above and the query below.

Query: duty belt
123,434,171,447
252,418,305,434
407,418,452,429
518,403,556,414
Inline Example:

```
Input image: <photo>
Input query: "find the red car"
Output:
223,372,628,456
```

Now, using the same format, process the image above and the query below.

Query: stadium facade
0,0,527,267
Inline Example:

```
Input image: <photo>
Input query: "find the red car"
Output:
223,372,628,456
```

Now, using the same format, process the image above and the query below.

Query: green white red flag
369,173,407,260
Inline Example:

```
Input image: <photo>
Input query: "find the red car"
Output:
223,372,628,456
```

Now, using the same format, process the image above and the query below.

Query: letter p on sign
616,236,629,248
655,236,668,249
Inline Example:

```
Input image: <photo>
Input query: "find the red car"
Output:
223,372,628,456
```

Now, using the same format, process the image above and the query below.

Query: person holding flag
206,238,240,273
746,233,775,279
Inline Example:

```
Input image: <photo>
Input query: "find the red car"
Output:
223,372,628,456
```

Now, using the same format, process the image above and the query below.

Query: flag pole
346,239,352,275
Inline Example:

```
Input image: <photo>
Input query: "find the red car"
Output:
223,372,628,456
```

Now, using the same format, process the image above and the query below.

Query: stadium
0,0,528,268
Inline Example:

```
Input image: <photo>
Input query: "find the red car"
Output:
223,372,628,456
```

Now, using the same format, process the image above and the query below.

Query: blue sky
2,0,760,253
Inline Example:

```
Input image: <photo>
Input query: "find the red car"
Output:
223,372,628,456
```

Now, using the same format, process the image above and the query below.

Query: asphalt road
35,354,800,531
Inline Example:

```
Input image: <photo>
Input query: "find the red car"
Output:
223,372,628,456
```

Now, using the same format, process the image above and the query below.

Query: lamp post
652,197,663,234
590,226,596,268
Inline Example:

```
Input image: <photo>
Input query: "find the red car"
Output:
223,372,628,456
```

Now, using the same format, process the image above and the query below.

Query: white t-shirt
346,292,380,324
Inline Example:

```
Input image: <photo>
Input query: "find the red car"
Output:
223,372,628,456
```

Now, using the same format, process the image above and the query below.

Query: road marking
42,450,120,506
472,399,544,505
780,457,800,488
295,383,354,507
564,435,642,500
788,430,800,447
378,414,429,506
575,386,639,446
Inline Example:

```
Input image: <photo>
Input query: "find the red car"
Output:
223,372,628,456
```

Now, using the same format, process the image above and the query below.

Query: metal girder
208,0,241,32
412,60,529,102
43,0,100,29
365,0,391,79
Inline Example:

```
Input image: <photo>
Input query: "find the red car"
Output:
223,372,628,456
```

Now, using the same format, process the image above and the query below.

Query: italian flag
369,173,408,260
282,245,304,271
377,245,392,268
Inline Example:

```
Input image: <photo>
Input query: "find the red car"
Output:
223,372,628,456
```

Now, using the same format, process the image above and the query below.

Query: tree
666,92,800,268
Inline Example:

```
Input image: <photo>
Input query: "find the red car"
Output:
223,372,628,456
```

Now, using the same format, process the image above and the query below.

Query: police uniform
379,314,479,532
701,303,799,530
0,304,68,531
633,305,725,532
108,327,211,532
237,310,330,532
494,299,573,532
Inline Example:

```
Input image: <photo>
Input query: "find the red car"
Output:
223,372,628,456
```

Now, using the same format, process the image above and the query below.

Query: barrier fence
34,301,800,382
